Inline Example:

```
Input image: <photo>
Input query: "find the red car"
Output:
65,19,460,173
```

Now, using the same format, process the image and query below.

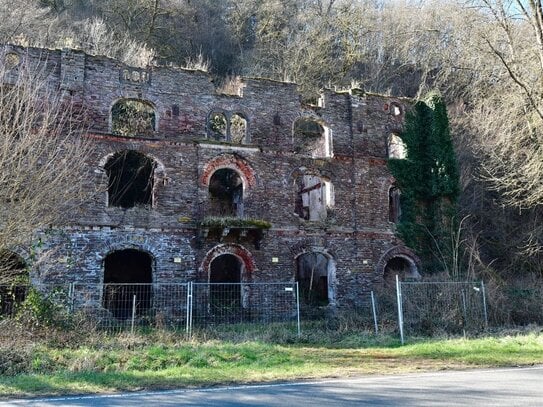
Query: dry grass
0,319,542,398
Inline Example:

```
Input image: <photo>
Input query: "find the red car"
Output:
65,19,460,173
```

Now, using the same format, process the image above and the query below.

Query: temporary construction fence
395,277,488,343
0,279,491,342
0,282,301,336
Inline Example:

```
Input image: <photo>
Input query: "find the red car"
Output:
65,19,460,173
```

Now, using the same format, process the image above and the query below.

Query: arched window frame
110,98,157,137
206,109,250,144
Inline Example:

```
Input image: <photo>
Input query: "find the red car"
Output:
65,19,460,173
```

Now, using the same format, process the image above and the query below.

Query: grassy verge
0,326,542,398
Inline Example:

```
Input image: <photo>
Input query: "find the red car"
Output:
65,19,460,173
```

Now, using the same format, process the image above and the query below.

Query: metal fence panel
190,282,300,332
1,282,300,335
71,283,190,332
399,281,487,338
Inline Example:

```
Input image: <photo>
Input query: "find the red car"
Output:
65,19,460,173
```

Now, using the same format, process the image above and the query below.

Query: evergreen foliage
388,92,459,272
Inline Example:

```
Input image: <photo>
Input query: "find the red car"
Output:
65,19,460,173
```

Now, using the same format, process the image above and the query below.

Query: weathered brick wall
3,44,419,309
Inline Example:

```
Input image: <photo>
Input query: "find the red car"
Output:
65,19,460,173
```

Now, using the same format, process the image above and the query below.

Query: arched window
104,150,155,208
207,111,249,144
295,175,334,221
208,111,228,141
387,133,407,159
208,168,244,217
230,113,247,144
111,99,156,137
103,249,152,319
293,118,331,157
389,186,401,223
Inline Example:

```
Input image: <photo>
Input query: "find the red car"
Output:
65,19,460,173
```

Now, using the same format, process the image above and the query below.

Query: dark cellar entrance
296,252,329,306
209,254,242,316
384,256,415,284
208,168,243,217
103,249,152,319
0,251,27,316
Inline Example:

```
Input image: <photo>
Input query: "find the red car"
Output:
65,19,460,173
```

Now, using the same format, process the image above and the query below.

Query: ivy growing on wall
388,92,460,273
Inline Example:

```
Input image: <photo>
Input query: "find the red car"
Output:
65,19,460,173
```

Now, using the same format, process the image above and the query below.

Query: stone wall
2,44,419,309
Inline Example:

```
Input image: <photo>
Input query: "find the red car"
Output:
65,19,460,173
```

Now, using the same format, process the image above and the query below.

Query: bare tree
0,54,91,283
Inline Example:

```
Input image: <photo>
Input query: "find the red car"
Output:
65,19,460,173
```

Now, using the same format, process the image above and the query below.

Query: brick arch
200,153,257,190
199,243,256,278
98,149,166,175
376,245,421,277
100,243,157,263
289,239,336,260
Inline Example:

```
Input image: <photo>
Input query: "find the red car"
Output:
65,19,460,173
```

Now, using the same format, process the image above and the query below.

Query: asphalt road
2,366,543,406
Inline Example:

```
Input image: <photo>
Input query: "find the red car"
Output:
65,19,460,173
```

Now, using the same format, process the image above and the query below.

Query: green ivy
388,92,459,272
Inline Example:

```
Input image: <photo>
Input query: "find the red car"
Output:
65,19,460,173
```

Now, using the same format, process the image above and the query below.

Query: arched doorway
209,254,242,315
208,168,243,217
295,252,333,306
103,249,152,319
384,256,420,284
0,250,27,316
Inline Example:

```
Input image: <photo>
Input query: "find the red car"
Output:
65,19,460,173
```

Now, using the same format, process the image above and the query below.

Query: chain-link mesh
1,282,300,335
399,281,487,337
190,282,299,332
71,283,190,332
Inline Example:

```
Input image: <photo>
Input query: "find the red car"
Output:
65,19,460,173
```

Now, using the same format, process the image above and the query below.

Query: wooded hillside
3,0,543,294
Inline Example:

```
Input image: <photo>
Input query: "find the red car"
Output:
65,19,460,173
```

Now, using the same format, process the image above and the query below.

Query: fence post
480,280,489,329
185,283,190,335
371,290,378,335
396,275,404,345
69,282,75,312
295,282,301,337
131,294,136,334
461,289,467,337
188,282,193,337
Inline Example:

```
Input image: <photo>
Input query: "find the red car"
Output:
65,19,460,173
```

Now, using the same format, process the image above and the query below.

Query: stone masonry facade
4,44,420,310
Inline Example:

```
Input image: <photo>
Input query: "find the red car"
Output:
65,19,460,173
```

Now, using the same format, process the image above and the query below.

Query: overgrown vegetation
0,323,541,397
200,217,272,230
388,93,459,273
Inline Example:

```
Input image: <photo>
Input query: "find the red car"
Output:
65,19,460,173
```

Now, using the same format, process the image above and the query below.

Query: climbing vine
388,92,460,273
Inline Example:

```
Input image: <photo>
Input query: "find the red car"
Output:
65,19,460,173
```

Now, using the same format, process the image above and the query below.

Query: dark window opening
209,254,242,314
111,99,156,137
0,251,27,316
384,257,414,284
105,150,155,208
172,104,180,117
296,252,329,306
208,112,227,141
389,187,401,223
103,249,152,319
208,168,243,217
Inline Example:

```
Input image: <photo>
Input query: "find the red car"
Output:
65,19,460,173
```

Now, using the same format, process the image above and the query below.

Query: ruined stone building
2,44,420,314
